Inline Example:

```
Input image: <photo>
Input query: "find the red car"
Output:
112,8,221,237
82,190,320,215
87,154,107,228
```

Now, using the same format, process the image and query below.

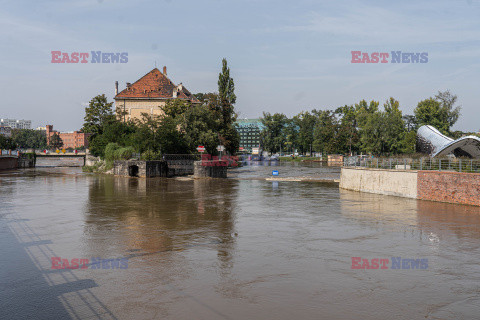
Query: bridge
1,151,87,169
35,153,86,167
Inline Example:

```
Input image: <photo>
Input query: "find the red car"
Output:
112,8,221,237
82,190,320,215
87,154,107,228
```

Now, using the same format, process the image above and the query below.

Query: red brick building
45,125,90,149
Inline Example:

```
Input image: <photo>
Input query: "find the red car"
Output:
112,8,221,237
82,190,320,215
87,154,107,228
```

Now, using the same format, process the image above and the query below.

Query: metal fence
163,154,201,161
1,149,19,156
344,156,480,173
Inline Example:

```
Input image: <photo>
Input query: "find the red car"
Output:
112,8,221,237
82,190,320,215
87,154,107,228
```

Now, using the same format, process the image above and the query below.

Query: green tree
10,129,47,149
283,119,299,154
0,135,16,150
156,116,190,154
382,98,405,154
176,104,220,155
359,110,384,154
162,99,191,119
48,132,64,150
293,111,316,154
414,90,461,135
193,92,216,103
131,113,189,155
435,90,461,130
82,94,115,136
355,99,379,115
88,120,136,157
400,131,417,154
132,113,164,153
260,112,287,154
334,105,359,155
414,98,448,134
355,100,381,154
312,110,338,154
356,98,406,155
215,59,239,154
218,58,236,106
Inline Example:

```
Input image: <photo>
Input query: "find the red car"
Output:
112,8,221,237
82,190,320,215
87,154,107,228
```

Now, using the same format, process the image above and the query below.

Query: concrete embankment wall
340,167,480,206
0,157,18,171
340,167,417,198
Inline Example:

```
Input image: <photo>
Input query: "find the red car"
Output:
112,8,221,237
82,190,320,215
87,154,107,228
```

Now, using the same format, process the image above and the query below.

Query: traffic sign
197,145,206,153
216,145,225,152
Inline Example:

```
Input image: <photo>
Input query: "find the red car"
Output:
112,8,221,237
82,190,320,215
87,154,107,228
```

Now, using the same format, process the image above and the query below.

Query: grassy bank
82,160,113,173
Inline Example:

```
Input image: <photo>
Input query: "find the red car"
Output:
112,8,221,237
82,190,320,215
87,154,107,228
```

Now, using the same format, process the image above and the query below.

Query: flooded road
1,165,480,319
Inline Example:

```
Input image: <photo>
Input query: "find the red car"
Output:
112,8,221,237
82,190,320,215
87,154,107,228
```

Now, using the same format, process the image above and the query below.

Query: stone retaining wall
340,167,480,206
114,160,168,178
166,159,194,176
193,161,227,178
0,157,18,171
18,156,35,168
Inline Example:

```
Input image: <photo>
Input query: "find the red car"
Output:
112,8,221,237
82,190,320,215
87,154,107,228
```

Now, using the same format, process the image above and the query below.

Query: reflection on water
1,167,480,319
85,176,238,273
340,189,480,240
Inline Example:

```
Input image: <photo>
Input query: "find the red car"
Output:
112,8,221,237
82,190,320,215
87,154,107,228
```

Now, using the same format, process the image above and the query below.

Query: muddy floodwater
1,164,480,319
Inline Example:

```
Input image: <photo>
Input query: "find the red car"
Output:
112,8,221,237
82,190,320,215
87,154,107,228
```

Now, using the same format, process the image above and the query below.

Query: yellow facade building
114,66,200,122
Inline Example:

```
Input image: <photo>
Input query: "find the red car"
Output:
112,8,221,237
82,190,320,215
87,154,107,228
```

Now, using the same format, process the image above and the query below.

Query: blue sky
1,0,479,132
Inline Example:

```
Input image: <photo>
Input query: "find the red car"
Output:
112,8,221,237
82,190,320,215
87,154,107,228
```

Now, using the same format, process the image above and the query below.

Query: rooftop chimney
126,82,131,89
163,66,167,75
115,81,118,95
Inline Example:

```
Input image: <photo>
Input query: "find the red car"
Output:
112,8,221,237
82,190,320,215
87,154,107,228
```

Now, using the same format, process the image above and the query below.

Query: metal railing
163,154,201,161
344,156,480,173
1,149,19,156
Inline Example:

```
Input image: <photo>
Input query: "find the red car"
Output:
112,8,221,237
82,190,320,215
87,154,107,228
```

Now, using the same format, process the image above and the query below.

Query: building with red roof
114,67,200,122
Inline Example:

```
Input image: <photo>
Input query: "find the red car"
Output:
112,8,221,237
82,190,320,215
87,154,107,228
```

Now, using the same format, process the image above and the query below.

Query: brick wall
45,125,91,149
418,171,480,206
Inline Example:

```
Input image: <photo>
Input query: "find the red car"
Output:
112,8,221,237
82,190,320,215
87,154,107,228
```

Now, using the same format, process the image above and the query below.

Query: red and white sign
197,145,206,153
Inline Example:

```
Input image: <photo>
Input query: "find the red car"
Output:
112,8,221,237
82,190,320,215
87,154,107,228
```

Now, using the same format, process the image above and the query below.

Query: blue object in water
272,170,279,176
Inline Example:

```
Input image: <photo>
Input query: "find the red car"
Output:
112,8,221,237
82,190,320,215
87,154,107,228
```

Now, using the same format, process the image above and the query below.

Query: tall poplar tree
217,58,239,154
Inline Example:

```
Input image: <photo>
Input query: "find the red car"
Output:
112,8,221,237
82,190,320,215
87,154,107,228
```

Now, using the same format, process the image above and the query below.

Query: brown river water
1,163,480,319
